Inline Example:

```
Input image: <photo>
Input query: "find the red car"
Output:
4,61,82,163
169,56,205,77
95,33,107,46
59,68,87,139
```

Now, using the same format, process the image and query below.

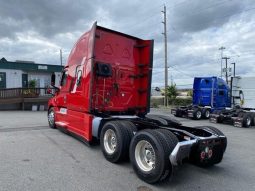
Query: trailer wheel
193,108,202,120
48,107,56,129
129,129,173,184
242,113,252,128
100,121,130,163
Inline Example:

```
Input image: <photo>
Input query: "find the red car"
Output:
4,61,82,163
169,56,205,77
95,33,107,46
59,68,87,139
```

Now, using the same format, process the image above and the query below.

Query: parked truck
210,76,255,127
48,22,227,184
171,77,231,120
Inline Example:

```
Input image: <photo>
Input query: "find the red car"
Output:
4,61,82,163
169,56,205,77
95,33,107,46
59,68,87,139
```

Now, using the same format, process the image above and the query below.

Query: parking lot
0,110,255,191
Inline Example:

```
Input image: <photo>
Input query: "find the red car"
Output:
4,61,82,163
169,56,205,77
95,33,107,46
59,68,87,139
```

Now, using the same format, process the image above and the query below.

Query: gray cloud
0,0,254,88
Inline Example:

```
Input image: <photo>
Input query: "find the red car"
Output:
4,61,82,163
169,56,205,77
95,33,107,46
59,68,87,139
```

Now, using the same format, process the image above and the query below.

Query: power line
174,0,235,19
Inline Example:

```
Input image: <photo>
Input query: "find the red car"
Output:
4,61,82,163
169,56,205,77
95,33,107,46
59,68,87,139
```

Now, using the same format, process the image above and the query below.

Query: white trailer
231,76,255,108
210,76,255,127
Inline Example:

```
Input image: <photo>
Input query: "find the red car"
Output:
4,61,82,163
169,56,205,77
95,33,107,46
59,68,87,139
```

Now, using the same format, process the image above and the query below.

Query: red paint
48,22,153,142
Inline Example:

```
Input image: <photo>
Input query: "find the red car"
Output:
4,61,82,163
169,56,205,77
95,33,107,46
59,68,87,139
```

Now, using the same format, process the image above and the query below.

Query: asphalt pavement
0,110,255,191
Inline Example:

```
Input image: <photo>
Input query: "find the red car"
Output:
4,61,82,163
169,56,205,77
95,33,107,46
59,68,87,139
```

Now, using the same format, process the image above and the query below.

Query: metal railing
0,88,54,99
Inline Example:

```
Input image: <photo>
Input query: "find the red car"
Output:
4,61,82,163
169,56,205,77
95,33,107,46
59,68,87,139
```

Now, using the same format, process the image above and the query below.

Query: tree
165,84,178,99
28,80,36,88
187,89,193,97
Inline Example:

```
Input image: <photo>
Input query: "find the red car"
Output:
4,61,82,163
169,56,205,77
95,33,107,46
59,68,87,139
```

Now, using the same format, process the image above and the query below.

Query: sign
38,65,48,70
222,68,232,73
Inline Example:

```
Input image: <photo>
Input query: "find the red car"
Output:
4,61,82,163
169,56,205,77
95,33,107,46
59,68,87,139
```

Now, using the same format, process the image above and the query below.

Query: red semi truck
48,22,227,184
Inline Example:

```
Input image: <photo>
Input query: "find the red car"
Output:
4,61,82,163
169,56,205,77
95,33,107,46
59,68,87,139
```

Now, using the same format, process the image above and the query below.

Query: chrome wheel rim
104,129,117,154
196,111,202,119
48,110,55,126
205,110,210,118
135,140,156,172
246,117,251,126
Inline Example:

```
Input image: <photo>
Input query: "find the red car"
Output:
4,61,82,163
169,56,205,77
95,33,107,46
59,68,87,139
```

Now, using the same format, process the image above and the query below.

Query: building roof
0,58,63,73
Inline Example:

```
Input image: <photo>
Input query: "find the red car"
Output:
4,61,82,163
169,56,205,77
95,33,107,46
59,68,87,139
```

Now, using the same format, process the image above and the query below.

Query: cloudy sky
0,0,254,88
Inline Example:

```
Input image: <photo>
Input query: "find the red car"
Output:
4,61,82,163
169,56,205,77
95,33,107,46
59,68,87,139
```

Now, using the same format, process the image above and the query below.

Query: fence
0,88,54,99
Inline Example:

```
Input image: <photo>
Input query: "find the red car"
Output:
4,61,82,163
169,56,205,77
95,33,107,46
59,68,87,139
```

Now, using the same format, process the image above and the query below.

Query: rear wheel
193,108,202,120
100,121,131,163
203,109,210,119
129,129,177,184
48,107,56,129
120,121,137,138
242,113,252,128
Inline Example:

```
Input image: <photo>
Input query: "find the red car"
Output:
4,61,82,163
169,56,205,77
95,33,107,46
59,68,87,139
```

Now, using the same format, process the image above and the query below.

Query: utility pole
162,4,168,107
60,49,63,66
222,57,230,84
219,46,225,78
231,62,236,77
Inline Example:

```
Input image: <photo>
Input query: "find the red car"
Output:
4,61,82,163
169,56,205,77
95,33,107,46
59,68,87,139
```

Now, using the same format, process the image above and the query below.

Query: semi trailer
48,22,227,184
171,77,231,120
210,76,255,127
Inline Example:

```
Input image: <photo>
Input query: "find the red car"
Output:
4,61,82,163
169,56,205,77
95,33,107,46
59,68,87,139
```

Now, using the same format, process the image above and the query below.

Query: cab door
55,69,69,127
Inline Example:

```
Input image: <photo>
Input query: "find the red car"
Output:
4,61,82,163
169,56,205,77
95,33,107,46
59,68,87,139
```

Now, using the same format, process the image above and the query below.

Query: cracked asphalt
0,110,255,191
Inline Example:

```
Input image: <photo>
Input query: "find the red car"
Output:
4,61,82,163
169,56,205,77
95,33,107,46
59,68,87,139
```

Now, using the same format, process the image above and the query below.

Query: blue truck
171,77,231,120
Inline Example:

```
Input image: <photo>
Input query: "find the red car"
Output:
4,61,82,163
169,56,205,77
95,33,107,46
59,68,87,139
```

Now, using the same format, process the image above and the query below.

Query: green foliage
150,97,192,108
28,80,36,88
166,84,178,99
168,98,192,106
187,89,193,97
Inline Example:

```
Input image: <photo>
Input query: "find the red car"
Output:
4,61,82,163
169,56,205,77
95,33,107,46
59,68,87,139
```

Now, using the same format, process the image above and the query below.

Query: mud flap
187,110,194,118
189,137,226,166
232,117,243,127
209,114,219,123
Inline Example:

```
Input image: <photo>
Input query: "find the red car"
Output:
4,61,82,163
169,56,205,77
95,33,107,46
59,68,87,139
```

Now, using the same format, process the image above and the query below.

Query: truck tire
153,129,178,150
48,107,56,129
190,126,226,167
129,129,174,184
202,109,210,119
250,113,255,126
193,108,202,120
242,113,252,128
175,109,182,117
120,120,137,140
100,121,131,163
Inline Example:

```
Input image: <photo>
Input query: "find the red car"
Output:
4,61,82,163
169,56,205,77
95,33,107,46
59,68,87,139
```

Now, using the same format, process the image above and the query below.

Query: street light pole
162,5,168,107
231,62,236,77
222,57,230,84
219,46,225,78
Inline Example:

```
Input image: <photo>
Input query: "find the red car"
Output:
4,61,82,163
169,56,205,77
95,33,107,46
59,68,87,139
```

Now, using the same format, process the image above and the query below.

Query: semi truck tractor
48,22,227,184
171,77,231,120
210,76,255,127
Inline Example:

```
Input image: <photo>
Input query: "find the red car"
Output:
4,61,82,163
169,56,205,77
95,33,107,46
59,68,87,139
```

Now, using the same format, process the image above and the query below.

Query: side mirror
76,70,82,86
51,73,56,86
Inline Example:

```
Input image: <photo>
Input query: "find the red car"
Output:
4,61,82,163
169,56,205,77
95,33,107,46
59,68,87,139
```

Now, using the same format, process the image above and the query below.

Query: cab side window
219,90,224,96
60,71,68,86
